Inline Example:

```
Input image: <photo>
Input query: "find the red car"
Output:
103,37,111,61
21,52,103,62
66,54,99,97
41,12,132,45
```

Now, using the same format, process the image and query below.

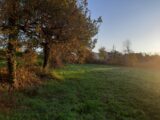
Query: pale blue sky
88,0,160,54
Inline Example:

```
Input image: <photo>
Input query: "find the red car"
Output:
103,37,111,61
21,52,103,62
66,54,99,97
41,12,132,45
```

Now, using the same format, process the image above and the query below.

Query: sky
88,0,160,54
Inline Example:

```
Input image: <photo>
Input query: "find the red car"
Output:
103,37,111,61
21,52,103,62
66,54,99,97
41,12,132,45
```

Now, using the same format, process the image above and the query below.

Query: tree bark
7,17,17,84
7,41,17,84
43,42,50,70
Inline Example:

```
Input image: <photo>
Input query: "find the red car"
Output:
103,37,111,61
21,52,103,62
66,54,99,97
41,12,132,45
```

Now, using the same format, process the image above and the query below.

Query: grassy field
0,64,160,120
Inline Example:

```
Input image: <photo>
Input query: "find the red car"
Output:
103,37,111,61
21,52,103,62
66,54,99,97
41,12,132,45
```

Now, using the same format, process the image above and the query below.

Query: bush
22,50,38,66
0,67,8,89
0,66,41,90
49,56,64,69
32,66,63,81
14,67,42,90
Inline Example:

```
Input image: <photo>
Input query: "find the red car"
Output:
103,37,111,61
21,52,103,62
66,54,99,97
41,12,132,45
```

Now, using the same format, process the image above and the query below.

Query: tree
98,47,107,61
0,0,25,84
0,0,101,86
28,0,100,69
123,39,132,54
111,44,116,53
24,0,77,69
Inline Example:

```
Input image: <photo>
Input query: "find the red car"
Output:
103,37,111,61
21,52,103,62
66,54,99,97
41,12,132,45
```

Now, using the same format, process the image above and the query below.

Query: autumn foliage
0,0,101,90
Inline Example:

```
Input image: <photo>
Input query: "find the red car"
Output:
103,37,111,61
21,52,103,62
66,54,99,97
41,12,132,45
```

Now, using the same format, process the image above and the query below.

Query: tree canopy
0,0,101,87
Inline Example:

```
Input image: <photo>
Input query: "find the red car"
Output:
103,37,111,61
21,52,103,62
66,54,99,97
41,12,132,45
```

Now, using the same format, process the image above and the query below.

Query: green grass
0,60,6,67
0,64,160,120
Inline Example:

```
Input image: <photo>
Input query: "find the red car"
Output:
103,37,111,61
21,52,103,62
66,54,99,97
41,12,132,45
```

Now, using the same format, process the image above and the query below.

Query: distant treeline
86,49,160,69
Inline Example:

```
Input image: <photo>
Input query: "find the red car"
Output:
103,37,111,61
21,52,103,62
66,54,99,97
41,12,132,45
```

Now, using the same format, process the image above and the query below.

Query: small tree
123,39,132,54
98,47,107,61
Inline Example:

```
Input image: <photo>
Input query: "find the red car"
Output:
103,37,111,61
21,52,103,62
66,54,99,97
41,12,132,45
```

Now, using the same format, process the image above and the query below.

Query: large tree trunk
7,40,17,84
7,17,17,84
43,42,50,70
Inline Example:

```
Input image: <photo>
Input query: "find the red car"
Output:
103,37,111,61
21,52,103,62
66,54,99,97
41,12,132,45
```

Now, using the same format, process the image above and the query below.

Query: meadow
0,64,160,120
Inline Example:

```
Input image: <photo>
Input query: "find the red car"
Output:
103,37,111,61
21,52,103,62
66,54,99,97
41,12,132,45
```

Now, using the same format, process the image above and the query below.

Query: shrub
13,67,41,90
49,56,64,69
0,67,8,89
0,67,41,90
22,50,38,66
